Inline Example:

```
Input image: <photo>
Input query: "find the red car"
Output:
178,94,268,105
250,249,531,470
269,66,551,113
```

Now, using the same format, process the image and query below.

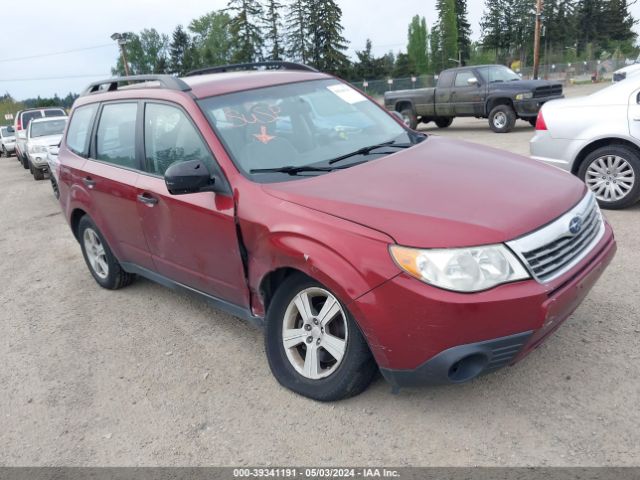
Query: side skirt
120,262,264,330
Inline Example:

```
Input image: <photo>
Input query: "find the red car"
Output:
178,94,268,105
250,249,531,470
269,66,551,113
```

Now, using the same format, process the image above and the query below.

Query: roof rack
185,61,318,77
82,75,192,96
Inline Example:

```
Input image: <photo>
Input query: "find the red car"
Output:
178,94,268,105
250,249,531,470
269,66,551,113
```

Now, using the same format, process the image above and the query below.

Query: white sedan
530,81,639,209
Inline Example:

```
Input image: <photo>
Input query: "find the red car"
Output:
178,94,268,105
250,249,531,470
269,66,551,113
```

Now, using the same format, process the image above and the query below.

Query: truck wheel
489,105,516,133
435,117,454,129
78,215,136,290
399,108,418,130
578,145,640,210
264,273,377,402
528,117,537,128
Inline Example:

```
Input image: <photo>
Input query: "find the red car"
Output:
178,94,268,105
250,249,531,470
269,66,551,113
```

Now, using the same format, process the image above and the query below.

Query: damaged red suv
56,63,616,401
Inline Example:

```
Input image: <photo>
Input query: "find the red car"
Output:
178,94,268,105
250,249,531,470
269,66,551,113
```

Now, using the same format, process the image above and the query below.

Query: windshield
30,119,67,138
478,66,521,83
1,127,11,137
198,79,416,181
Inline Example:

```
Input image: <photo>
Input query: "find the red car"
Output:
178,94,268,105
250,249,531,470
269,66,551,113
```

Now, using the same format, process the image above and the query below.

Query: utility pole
111,33,131,76
533,0,543,79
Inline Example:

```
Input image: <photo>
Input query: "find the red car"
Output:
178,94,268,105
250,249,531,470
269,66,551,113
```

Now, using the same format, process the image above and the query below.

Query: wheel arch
70,208,88,241
393,100,415,113
486,96,514,115
572,137,640,175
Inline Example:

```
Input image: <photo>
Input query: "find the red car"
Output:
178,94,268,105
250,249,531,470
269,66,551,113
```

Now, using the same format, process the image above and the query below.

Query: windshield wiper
328,141,412,165
251,161,368,176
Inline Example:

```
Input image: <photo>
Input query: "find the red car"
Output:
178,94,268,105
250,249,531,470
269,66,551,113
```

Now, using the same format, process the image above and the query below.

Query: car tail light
16,118,22,130
535,111,547,131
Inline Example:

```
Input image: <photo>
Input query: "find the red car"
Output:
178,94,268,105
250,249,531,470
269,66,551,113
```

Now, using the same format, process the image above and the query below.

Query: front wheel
1,146,6,157
32,167,44,181
264,273,377,401
21,154,29,169
489,105,516,133
435,117,454,129
399,108,418,130
78,216,136,289
579,145,639,209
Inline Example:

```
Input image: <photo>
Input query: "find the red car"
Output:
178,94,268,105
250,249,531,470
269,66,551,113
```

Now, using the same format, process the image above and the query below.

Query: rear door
82,101,154,270
628,88,640,140
136,101,248,307
434,70,455,117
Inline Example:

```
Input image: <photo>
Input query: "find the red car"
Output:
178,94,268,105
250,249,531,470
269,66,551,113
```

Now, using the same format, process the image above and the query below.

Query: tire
33,167,44,181
528,117,537,128
50,176,60,199
435,117,454,129
264,273,377,402
77,215,136,290
1,146,6,158
21,154,29,169
489,105,517,133
399,107,418,130
578,145,640,210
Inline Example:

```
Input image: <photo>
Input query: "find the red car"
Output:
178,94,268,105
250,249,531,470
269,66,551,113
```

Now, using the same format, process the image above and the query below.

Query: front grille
507,193,605,283
534,84,563,98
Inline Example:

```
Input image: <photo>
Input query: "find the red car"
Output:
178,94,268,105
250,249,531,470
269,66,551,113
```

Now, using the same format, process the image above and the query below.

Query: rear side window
44,109,66,118
438,71,455,88
144,103,215,176
95,103,138,169
66,104,98,156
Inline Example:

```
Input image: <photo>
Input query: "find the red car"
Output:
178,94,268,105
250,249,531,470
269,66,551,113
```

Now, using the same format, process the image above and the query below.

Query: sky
0,0,638,100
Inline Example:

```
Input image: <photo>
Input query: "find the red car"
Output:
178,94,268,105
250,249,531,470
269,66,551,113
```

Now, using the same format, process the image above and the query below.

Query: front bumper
352,225,616,388
514,95,564,118
2,143,15,153
28,153,49,168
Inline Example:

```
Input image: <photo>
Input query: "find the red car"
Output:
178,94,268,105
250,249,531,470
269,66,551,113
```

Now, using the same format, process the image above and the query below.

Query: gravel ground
1,82,639,467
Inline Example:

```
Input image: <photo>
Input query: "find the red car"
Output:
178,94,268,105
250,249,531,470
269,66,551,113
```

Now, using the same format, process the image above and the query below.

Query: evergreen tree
169,25,197,75
602,0,637,45
353,39,377,79
430,25,443,73
437,0,459,68
263,0,285,61
480,0,511,62
393,53,415,78
226,0,264,63
286,0,310,63
306,0,349,74
407,15,429,74
454,0,472,65
510,0,536,65
576,0,604,56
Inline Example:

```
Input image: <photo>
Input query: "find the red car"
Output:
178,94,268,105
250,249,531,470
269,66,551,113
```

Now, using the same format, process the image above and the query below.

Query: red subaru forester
56,63,616,401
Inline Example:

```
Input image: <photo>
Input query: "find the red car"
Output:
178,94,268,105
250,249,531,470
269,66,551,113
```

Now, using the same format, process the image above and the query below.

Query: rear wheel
435,117,454,129
579,145,639,209
264,273,377,401
78,216,136,289
1,146,6,157
399,108,418,130
21,154,29,169
489,105,516,133
528,117,537,127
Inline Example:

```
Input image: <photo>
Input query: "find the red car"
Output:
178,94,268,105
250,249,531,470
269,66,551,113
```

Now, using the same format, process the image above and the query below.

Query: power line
0,44,114,64
0,74,110,82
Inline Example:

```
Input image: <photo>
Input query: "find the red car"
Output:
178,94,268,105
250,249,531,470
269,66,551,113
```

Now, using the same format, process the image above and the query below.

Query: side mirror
164,159,216,195
468,77,479,86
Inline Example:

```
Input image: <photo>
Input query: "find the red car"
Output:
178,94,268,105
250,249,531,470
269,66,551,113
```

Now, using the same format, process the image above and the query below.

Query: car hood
262,136,586,248
29,134,62,147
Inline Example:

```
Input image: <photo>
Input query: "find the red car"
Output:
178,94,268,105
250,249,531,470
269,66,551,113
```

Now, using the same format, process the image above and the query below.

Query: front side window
478,66,521,84
29,119,67,138
198,79,415,182
455,71,477,87
95,103,137,169
144,103,216,176
66,104,98,156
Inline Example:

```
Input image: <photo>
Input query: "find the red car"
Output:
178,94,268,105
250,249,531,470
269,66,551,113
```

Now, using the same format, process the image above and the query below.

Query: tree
263,0,285,61
430,24,443,73
480,0,510,62
407,15,429,74
601,0,637,51
306,0,350,74
393,53,415,78
576,0,605,56
353,39,377,79
454,0,472,65
226,0,264,63
286,0,310,63
111,29,169,76
169,25,198,75
436,0,459,68
190,11,234,66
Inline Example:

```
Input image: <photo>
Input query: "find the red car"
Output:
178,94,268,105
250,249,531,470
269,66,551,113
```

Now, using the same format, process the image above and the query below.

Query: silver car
0,126,15,157
26,116,68,181
46,146,60,198
531,81,640,209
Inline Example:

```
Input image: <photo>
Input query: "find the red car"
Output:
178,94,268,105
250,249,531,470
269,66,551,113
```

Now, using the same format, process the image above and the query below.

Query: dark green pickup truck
384,65,564,133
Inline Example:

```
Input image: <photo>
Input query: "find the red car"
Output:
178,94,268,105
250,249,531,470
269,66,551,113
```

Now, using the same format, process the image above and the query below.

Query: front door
136,102,248,307
453,70,483,116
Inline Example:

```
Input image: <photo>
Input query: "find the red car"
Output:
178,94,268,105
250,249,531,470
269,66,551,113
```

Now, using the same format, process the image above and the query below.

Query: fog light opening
448,353,489,383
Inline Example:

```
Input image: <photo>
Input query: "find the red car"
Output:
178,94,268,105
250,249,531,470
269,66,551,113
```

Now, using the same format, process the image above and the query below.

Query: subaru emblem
569,216,583,235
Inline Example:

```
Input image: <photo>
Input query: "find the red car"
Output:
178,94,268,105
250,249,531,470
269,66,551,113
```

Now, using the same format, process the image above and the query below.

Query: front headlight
28,144,47,154
515,92,533,101
390,244,530,293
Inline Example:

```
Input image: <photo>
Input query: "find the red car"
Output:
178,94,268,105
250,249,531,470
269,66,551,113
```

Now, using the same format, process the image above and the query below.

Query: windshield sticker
224,105,282,128
253,126,276,144
327,84,367,104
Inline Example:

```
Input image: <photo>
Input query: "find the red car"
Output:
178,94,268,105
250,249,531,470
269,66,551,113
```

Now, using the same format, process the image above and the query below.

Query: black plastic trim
186,61,318,77
82,75,192,96
120,262,263,329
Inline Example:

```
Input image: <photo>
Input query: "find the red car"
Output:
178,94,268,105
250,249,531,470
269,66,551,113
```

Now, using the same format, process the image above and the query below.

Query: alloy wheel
83,228,109,280
281,287,348,380
585,155,636,202
493,112,507,129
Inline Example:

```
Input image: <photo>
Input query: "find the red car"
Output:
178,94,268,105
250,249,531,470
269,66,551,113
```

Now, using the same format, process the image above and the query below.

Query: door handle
82,177,96,189
137,193,158,207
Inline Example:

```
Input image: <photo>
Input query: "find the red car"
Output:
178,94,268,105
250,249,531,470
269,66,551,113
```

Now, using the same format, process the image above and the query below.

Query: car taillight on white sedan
535,110,547,131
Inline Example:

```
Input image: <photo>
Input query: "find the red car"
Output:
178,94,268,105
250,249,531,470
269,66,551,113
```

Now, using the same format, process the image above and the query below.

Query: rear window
21,111,42,129
44,109,66,118
66,104,98,156
30,119,67,138
1,127,9,137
